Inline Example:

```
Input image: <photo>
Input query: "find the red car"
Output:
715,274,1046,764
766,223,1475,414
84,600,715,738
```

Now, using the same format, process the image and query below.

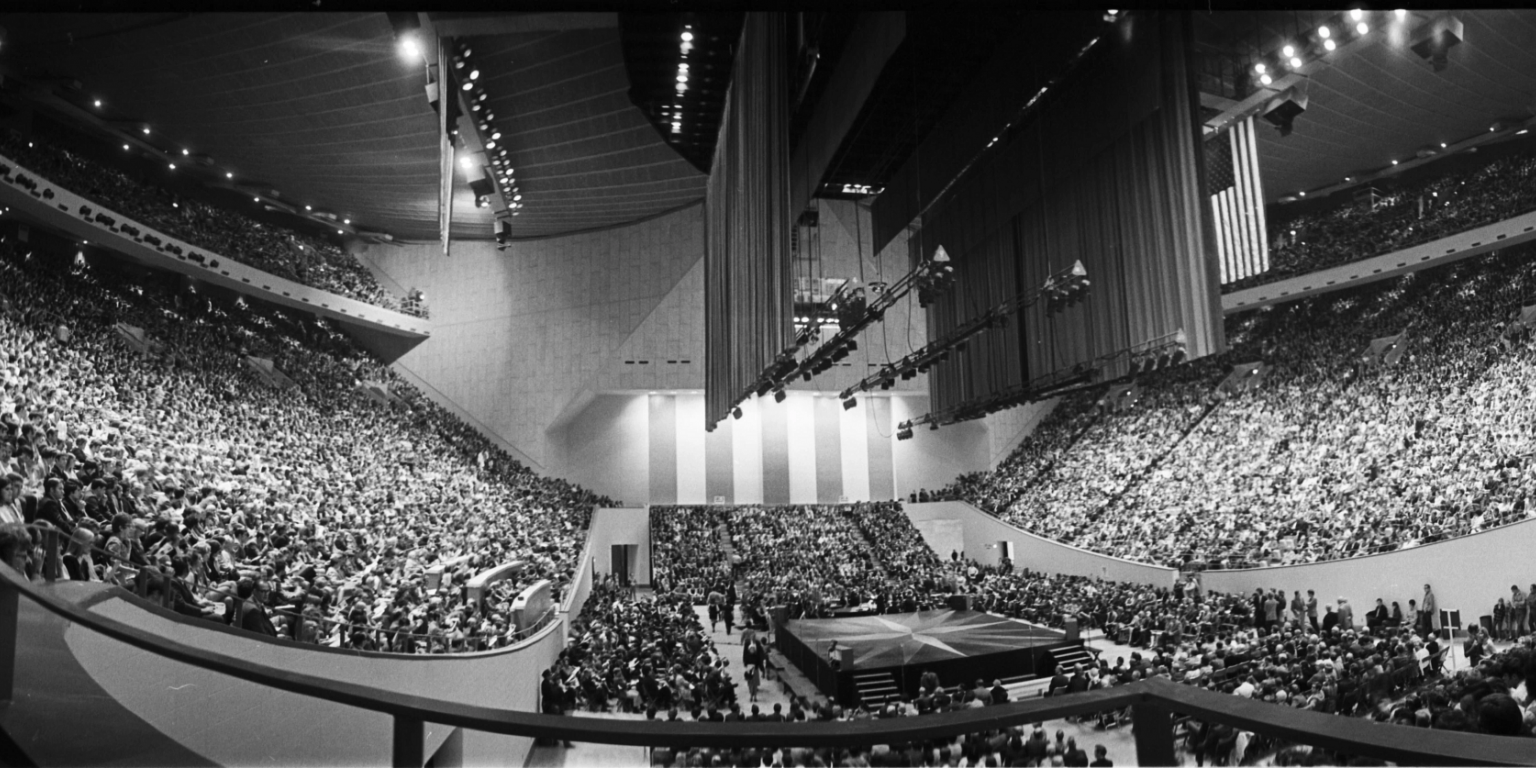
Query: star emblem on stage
790,609,1052,668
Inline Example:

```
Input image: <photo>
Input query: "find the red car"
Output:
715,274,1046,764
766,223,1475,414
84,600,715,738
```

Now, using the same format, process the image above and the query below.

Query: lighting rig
896,328,1188,438
846,260,1089,408
748,247,956,406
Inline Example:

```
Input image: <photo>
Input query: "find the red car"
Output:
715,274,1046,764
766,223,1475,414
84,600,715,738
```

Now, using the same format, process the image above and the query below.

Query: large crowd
1227,146,1536,292
940,242,1536,569
629,500,1536,763
0,236,607,652
0,131,426,317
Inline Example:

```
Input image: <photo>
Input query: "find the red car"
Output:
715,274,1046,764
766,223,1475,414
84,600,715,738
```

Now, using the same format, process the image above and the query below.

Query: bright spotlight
122,144,129,151
253,197,260,202
1391,159,1399,165
460,156,473,169
491,131,501,140
1356,21,1368,34
399,36,421,61
1394,9,1407,20
461,81,473,91
676,74,688,83
1260,74,1273,86
182,148,189,156
1254,62,1266,74
93,99,102,107
226,172,233,179
1290,56,1303,68
142,127,151,135
1282,44,1295,57
168,163,176,170
1324,39,1337,51
1350,8,1363,21
469,69,480,80
1318,26,1330,38
681,31,694,42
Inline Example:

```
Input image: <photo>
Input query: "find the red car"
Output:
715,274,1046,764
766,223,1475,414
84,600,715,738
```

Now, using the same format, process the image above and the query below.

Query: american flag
1208,116,1269,284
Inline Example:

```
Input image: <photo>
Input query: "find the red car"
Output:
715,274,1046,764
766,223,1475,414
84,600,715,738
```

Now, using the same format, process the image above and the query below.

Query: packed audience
1227,146,1536,291
0,131,425,317
940,243,1536,569
0,237,607,652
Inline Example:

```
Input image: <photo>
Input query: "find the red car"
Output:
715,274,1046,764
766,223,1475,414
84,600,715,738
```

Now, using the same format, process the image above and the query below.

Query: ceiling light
1254,62,1266,74
1318,26,1330,38
1440,142,1447,148
462,81,474,91
676,83,687,92
460,156,472,169
1299,191,1306,197
338,230,344,235
1350,9,1363,21
679,63,689,71
122,144,129,151
253,197,260,202
399,36,421,61
1282,44,1295,57
93,99,102,108
676,74,688,83
491,131,501,140
681,31,694,42
1290,56,1303,68
168,163,176,170
142,127,151,134
469,69,479,80
343,218,350,224
1356,21,1368,34
306,205,312,211
1394,9,1407,20
1259,74,1273,86
182,148,189,156
226,172,233,179
1519,129,1530,135
512,194,521,201
1344,176,1352,181
1391,159,1398,165
681,42,693,53
1324,39,1337,51
485,140,496,149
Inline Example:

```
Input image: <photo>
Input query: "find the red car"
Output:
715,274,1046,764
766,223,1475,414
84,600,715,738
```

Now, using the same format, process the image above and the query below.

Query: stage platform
775,609,1086,707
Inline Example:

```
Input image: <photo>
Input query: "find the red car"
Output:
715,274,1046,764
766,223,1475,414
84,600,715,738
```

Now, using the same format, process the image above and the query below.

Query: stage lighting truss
840,261,1090,402
742,249,961,416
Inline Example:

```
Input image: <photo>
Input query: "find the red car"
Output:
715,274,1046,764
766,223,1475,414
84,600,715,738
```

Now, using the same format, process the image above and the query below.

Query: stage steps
853,671,902,706
1049,645,1099,674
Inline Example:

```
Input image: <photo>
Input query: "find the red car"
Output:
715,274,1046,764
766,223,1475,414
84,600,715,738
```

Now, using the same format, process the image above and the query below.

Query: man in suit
235,578,278,636
1337,598,1355,631
34,477,77,535
1422,584,1438,637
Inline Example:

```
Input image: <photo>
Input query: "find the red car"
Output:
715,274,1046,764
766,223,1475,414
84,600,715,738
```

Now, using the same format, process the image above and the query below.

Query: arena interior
4,7,1536,768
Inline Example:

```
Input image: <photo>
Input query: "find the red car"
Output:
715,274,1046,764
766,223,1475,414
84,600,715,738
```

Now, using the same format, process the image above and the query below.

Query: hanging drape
921,11,1223,414
705,13,794,428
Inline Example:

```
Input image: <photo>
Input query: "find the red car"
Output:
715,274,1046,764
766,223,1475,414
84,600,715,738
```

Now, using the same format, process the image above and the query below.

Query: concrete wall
904,501,1178,587
1200,517,1536,632
550,392,989,504
587,507,654,586
353,204,707,470
71,591,564,768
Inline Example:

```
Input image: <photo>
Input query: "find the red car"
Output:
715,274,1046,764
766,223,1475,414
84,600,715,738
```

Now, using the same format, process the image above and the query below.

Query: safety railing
4,557,1536,767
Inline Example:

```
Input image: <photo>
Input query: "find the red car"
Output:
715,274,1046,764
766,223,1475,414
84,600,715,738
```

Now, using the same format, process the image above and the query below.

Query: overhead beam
789,12,906,217
426,12,617,38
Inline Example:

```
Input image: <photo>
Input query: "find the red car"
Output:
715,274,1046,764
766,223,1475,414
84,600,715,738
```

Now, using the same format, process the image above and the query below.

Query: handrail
4,560,1536,765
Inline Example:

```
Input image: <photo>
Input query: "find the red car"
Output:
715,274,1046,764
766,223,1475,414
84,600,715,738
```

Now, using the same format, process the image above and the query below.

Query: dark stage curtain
705,13,794,428
920,11,1223,413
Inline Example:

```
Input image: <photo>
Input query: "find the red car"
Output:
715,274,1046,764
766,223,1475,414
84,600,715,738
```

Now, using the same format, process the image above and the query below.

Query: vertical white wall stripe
675,395,707,503
785,393,818,503
733,396,765,504
840,396,871,501
1243,116,1271,274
